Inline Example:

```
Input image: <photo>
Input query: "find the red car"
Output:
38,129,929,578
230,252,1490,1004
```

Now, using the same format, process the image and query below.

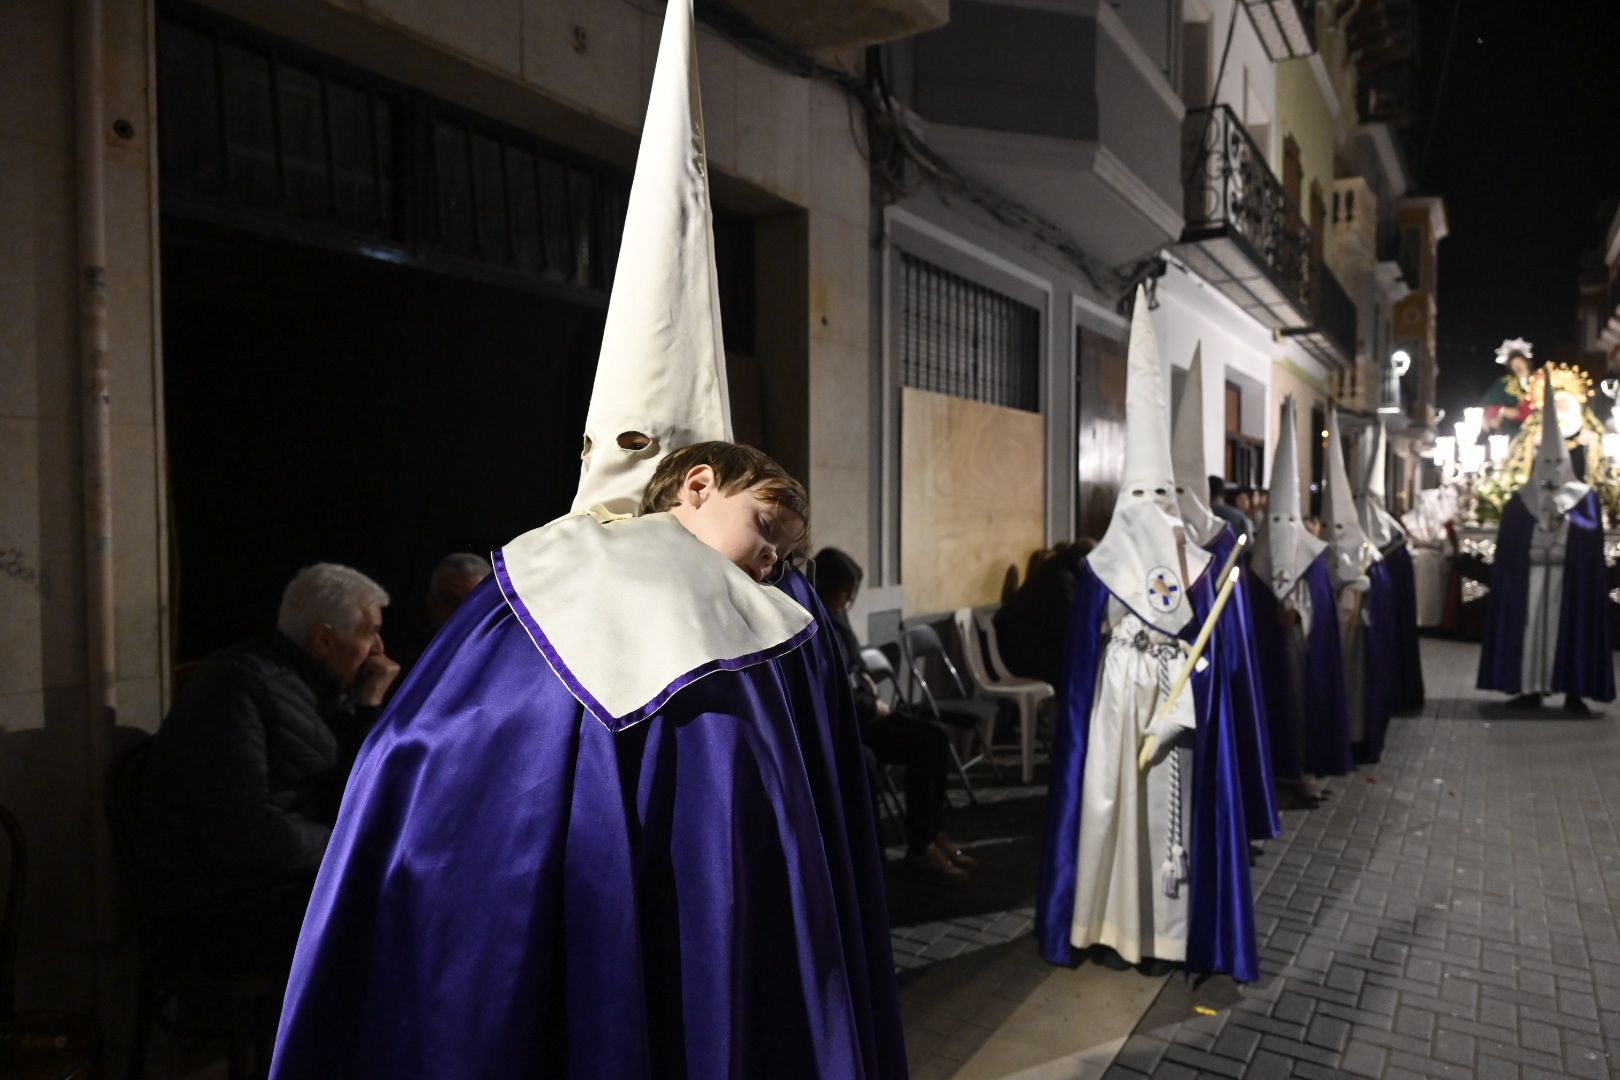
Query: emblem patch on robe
1146,567,1184,614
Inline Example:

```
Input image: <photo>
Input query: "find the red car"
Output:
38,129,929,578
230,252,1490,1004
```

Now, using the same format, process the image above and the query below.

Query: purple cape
1205,526,1281,841
1035,561,1259,982
271,572,906,1079
1247,557,1354,780
1356,560,1399,764
1384,544,1426,711
1477,491,1615,701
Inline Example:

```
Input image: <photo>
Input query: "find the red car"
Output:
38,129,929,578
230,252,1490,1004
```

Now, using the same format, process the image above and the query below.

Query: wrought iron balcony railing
1284,261,1357,368
1177,104,1313,327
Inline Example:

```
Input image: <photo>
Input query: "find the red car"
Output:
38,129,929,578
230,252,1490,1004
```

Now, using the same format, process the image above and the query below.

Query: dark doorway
162,219,601,663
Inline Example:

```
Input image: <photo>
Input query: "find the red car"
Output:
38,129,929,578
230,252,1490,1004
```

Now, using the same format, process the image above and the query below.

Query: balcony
1243,0,1317,61
1170,104,1312,330
724,0,948,48
1376,223,1420,291
1282,263,1356,368
911,0,1186,268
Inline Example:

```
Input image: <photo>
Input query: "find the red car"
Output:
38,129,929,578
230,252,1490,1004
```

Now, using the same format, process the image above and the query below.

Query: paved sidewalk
1106,636,1620,1079
901,637,1620,1079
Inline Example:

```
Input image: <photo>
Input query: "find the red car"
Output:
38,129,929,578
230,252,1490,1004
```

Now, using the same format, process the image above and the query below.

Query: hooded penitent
1245,396,1354,781
1477,371,1614,703
1087,289,1212,635
1356,423,1406,552
1321,407,1376,588
1036,290,1256,982
1358,422,1426,711
1252,396,1327,602
1171,346,1227,547
1176,347,1280,842
269,4,908,1075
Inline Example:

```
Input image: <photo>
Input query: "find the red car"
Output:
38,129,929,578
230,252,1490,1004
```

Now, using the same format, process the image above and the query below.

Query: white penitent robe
1071,601,1196,964
1281,585,1315,743
1336,582,1370,743
1521,518,1569,693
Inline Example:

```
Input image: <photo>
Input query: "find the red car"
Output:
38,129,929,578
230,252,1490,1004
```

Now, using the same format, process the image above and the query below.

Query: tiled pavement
1105,636,1620,1079
899,637,1620,1078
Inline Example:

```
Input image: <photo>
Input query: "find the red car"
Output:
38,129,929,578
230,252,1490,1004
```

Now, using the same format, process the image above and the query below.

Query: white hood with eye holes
569,0,732,518
1321,407,1377,588
1252,395,1326,602
1519,371,1589,528
1355,421,1407,552
1087,287,1212,636
1171,344,1227,548
493,0,811,731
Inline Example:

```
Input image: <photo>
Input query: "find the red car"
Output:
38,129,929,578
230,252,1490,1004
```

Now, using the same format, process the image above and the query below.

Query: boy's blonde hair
640,441,810,555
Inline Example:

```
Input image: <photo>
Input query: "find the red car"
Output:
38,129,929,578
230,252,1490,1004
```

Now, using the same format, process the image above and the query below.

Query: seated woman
813,548,974,885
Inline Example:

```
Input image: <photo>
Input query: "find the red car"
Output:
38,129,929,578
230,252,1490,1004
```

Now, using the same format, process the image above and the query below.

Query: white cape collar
493,509,815,731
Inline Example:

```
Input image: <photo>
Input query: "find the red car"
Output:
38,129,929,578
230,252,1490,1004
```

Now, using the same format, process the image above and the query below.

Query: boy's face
668,465,805,582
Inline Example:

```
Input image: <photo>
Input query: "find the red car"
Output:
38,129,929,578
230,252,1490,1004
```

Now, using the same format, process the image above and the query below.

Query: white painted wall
1154,260,1332,485
1199,0,1279,166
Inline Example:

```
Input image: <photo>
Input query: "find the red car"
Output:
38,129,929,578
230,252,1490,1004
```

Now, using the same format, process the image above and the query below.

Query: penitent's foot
1565,695,1594,717
1506,692,1545,709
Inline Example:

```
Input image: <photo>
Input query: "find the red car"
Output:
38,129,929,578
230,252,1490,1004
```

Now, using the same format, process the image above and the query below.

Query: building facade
0,0,1447,1051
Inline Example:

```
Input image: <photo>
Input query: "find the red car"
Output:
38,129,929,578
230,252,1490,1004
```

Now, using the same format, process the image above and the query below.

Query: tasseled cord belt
1107,626,1189,899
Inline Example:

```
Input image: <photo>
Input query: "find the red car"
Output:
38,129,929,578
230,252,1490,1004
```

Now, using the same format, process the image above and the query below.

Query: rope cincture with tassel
1156,647,1188,899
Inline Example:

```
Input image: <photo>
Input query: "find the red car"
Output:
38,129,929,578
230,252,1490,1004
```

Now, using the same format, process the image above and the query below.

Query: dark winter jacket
136,634,378,914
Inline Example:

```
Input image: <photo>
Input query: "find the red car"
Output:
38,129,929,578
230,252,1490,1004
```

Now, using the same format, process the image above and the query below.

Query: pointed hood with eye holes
570,0,732,517
1252,395,1326,601
1356,422,1406,551
1321,407,1376,587
1171,345,1227,546
1519,371,1589,528
492,0,812,733
1086,287,1212,636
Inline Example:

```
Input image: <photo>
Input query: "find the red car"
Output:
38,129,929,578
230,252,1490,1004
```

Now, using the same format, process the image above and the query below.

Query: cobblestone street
900,637,1620,1079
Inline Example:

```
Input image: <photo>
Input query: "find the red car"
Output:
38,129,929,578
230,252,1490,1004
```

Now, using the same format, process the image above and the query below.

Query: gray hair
276,563,390,642
430,552,493,592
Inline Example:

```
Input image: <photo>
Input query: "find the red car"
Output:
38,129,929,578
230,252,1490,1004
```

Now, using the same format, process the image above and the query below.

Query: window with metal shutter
896,252,1041,412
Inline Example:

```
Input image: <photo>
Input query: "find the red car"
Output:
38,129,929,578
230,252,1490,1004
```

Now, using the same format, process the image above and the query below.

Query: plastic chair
106,739,277,1080
952,608,1055,784
901,624,1002,803
1,804,100,1080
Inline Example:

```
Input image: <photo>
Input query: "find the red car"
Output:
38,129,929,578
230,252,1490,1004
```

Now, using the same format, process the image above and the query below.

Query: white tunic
1521,518,1569,694
1337,583,1370,743
1071,601,1196,964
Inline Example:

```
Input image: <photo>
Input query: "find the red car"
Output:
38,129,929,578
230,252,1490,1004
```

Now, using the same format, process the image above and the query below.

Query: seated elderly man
136,562,399,977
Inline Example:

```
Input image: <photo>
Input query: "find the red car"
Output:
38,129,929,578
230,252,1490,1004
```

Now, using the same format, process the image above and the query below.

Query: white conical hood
1356,422,1405,550
1252,395,1326,600
1172,345,1226,546
1519,372,1587,527
571,0,731,516
1321,407,1375,586
1087,288,1211,635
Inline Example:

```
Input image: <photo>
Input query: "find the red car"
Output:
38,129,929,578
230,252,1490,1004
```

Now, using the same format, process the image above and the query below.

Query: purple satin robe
271,571,906,1079
1247,557,1354,780
1477,491,1615,702
1205,525,1281,841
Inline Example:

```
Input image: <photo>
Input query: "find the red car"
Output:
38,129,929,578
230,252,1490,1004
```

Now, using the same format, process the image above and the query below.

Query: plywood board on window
900,387,1045,617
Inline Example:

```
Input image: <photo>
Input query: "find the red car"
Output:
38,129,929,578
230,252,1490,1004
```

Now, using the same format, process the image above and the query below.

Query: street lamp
1242,0,1317,61
1390,349,1412,377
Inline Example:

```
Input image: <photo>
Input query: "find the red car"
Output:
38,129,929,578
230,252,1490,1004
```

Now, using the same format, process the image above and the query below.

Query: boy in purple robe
269,3,905,1076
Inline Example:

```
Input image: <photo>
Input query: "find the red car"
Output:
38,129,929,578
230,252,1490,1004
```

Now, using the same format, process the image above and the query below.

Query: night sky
1414,0,1620,421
